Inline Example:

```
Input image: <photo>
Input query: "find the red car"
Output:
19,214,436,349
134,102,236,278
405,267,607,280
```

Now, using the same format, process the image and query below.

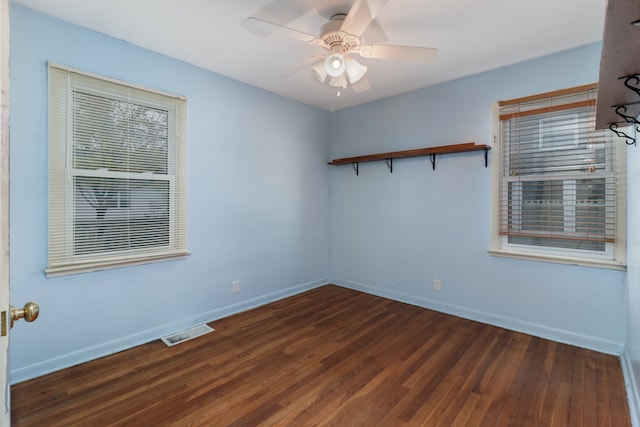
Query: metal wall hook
622,74,640,97
608,122,637,145
614,105,640,125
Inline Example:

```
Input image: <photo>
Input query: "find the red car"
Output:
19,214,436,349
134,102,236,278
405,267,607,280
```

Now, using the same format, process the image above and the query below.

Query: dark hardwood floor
11,285,631,426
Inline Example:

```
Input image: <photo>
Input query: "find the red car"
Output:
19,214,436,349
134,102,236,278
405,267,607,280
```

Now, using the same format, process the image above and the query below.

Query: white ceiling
12,0,606,112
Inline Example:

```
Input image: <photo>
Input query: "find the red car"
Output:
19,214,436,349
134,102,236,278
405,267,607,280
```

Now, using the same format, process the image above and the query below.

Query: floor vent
161,324,214,347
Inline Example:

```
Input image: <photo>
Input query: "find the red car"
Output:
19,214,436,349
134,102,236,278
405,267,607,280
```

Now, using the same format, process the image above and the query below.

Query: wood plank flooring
11,285,631,426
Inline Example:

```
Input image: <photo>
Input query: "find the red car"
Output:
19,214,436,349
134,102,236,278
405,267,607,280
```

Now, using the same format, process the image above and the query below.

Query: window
490,84,626,269
47,64,188,277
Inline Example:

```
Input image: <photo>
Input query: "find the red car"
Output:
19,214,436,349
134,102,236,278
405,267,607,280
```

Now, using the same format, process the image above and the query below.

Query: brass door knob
10,302,39,328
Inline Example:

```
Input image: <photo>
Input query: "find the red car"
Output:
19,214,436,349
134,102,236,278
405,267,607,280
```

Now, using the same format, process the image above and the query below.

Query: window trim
488,86,627,270
46,63,189,277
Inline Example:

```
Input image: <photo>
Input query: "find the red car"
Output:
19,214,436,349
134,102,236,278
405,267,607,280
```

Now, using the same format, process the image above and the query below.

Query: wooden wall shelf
328,142,490,175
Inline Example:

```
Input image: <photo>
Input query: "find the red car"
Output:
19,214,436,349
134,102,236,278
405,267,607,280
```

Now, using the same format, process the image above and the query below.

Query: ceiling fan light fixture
311,60,328,83
324,53,346,77
346,58,367,84
329,74,348,88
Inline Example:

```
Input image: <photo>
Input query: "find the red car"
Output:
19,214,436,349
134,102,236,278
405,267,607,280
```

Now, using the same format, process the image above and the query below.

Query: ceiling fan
244,0,438,94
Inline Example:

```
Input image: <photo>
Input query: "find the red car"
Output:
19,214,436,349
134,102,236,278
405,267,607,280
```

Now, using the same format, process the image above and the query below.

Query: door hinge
0,311,6,336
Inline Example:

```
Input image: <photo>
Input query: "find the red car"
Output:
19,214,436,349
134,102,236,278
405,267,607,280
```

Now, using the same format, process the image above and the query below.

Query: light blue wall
329,43,628,354
9,5,331,382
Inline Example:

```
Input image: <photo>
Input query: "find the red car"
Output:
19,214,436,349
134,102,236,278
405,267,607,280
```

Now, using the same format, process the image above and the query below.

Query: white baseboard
622,348,640,427
333,279,625,355
10,278,329,384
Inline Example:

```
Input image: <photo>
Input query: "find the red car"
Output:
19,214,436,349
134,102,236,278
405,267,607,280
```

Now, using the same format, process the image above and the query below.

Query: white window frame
47,63,189,277
489,86,626,270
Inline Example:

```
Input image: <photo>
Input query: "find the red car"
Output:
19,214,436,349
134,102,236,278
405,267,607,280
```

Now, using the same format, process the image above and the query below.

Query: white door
0,0,10,424
0,0,10,423
0,3,40,423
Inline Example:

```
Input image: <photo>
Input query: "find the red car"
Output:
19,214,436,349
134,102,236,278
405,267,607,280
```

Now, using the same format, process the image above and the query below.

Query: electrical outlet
232,280,240,294
433,279,441,292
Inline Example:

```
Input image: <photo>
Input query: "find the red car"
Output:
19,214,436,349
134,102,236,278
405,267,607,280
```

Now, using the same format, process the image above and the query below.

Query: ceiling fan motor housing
320,14,359,52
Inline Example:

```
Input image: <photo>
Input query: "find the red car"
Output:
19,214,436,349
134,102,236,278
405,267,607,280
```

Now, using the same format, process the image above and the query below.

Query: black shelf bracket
385,158,393,173
484,147,489,167
351,162,359,176
430,153,436,171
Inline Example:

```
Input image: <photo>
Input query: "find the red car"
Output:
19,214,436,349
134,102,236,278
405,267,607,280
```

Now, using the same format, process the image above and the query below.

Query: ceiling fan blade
340,0,391,38
351,76,371,93
364,19,388,43
284,54,327,76
243,17,319,44
359,44,438,61
252,0,313,24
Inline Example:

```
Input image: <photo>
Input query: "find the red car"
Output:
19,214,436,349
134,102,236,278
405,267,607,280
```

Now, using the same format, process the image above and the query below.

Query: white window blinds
47,64,188,277
497,84,625,258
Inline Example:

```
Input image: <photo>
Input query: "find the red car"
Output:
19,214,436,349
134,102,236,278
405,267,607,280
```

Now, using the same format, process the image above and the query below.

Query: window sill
45,251,190,278
487,248,626,271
